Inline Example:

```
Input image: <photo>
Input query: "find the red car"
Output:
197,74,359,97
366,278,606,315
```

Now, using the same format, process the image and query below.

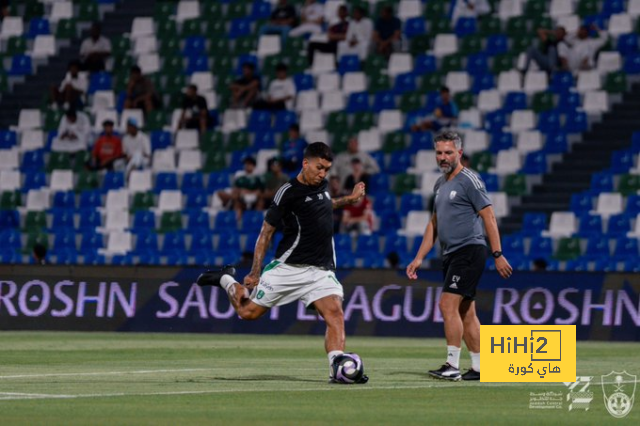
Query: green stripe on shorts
262,260,281,275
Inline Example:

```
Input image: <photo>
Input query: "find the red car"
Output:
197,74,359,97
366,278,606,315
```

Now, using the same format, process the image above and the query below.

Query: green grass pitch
0,332,638,425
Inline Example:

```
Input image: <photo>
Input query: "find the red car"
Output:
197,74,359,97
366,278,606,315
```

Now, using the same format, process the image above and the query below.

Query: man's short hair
243,156,257,166
187,84,198,92
289,123,299,132
130,65,142,74
276,63,288,72
434,131,463,150
440,86,450,93
304,142,333,162
102,119,114,127
65,109,77,118
242,62,255,71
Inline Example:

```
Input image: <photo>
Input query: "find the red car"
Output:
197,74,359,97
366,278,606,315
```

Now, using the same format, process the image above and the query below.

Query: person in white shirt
558,24,609,74
79,22,112,72
450,0,491,25
338,6,373,60
330,137,381,186
289,0,324,37
51,109,92,153
122,118,151,174
49,60,88,110
254,63,296,111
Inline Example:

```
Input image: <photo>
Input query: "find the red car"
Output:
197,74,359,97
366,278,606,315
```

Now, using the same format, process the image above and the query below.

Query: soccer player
197,142,368,383
406,131,512,381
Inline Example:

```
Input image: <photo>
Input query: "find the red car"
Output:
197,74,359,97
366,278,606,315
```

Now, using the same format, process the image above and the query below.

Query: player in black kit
197,142,367,382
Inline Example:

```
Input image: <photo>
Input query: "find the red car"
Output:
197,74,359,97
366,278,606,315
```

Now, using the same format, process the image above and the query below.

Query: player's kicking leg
459,299,480,380
196,265,268,320
429,292,463,381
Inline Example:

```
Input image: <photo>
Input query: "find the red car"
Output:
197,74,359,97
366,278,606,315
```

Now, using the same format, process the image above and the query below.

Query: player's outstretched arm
244,221,276,289
332,182,366,209
406,213,438,280
478,205,513,279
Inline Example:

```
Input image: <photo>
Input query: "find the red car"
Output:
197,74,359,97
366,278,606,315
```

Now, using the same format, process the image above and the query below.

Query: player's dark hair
130,65,142,74
304,142,333,162
434,131,463,150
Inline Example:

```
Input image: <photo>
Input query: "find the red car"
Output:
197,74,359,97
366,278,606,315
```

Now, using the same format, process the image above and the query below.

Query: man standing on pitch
197,142,368,383
406,131,512,381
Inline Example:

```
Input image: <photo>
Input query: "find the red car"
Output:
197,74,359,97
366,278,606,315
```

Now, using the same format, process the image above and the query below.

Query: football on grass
332,353,366,384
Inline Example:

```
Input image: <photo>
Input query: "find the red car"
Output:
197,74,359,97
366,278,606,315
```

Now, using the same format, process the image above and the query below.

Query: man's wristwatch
492,251,503,259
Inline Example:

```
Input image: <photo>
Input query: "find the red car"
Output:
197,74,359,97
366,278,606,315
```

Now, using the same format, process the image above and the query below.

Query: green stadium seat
471,152,492,173
331,133,351,153
399,93,423,112
23,211,47,232
47,152,72,172
287,56,309,75
6,37,27,56
460,35,482,55
531,91,554,113
23,232,49,254
145,111,168,131
383,133,406,153
284,37,305,56
227,131,250,152
234,37,256,55
200,131,225,152
503,174,527,196
479,16,502,36
441,54,463,73
159,38,181,56
428,20,452,35
604,72,627,93
424,0,448,19
207,20,227,36
55,19,77,39
525,0,547,19
163,73,187,95
181,19,203,37
227,2,248,19
352,113,375,132
505,17,527,37
554,237,582,261
154,2,175,22
393,174,416,195
491,53,515,74
410,35,431,56
364,55,387,77
420,73,443,92
209,38,231,56
73,151,91,172
511,36,535,54
368,74,391,92
577,0,598,17
530,16,553,31
158,212,182,233
454,92,474,110
75,171,99,192
0,191,20,210
24,0,44,20
203,152,227,172
43,109,63,132
326,112,349,134
202,1,224,20
618,174,640,196
78,2,99,21
0,72,8,93
156,20,179,40
111,37,131,58
131,192,155,211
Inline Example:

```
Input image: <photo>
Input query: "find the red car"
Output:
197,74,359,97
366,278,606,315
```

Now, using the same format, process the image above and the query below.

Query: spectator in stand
89,119,122,171
558,24,608,74
179,84,212,134
337,6,373,60
216,156,265,220
280,123,307,172
328,175,344,233
79,22,112,72
230,62,261,108
123,65,160,113
51,109,92,154
258,0,297,43
410,86,459,132
122,118,151,175
461,153,471,168
450,0,491,25
289,0,324,38
253,63,296,111
342,175,374,237
331,137,380,186
50,60,87,110
307,4,349,65
521,26,567,75
257,157,290,210
373,6,401,58
33,243,47,265
343,157,370,193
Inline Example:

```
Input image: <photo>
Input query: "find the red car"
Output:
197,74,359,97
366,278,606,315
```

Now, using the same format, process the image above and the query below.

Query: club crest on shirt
317,193,324,200
449,190,457,200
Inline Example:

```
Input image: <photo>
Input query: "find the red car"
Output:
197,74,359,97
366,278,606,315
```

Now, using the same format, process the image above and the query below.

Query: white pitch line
0,368,213,380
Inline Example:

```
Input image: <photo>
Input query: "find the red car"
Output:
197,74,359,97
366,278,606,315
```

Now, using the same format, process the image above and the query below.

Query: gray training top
433,168,492,256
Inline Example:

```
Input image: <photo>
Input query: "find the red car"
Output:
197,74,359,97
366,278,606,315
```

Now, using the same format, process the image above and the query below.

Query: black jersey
265,178,336,270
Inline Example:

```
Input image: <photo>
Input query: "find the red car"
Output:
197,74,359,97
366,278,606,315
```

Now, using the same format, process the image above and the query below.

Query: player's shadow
386,371,430,379
181,375,322,383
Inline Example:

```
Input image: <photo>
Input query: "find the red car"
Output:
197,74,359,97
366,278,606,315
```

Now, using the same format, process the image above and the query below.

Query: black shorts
442,244,488,300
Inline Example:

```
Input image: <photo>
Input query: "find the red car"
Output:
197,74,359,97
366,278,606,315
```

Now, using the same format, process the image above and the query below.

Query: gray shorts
250,261,344,308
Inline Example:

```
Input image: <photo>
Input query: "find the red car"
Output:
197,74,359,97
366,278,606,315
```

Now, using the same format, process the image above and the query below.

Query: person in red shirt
342,195,373,236
90,119,123,170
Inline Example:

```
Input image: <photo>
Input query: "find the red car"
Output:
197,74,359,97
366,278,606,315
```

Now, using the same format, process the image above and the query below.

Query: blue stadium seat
386,150,412,174
215,210,238,231
565,259,589,272
466,53,489,76
622,260,640,272
273,110,297,132
564,111,588,134
400,193,423,216
293,73,314,91
358,252,386,268
414,54,437,75
193,252,214,266
583,236,610,260
485,34,508,56
356,235,379,254
0,210,20,230
229,18,252,39
132,210,156,232
78,208,101,230
161,231,186,255
404,17,427,39
186,55,209,74
183,36,207,57
9,54,33,76
372,90,396,112
368,173,390,196
79,190,102,209
207,172,231,192
334,233,352,253
182,172,205,192
484,110,507,134
550,72,574,93
27,18,50,38
589,172,614,194
88,72,112,94
607,213,631,237
0,131,18,149
610,150,634,174
373,193,396,214
111,254,133,265
241,210,264,233
164,252,187,266
409,132,433,153
557,92,581,113
2,229,21,250
216,230,241,252
521,151,547,174
151,131,172,150
189,232,213,253
133,231,158,255
392,72,417,94
616,34,638,56
592,259,618,272
21,149,45,171
577,214,602,237
185,190,208,210
471,73,494,94
52,191,76,210
186,210,210,232
102,171,125,192
503,92,527,112
479,173,499,192
528,236,553,258
53,231,76,252
455,17,477,37
0,248,21,264
346,91,371,112
80,232,103,252
138,251,160,265
51,210,75,231
519,212,547,238
570,193,593,215
83,252,106,265
488,132,513,153
251,0,272,19
242,231,259,252
55,250,78,265
23,171,47,191
543,132,568,154
229,149,255,171
624,53,640,74
613,237,638,260
378,211,401,230
383,233,408,256
338,55,360,75
503,234,525,256
537,110,562,133
602,0,625,17
248,110,273,131
155,172,178,193
253,131,276,150
625,195,640,216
